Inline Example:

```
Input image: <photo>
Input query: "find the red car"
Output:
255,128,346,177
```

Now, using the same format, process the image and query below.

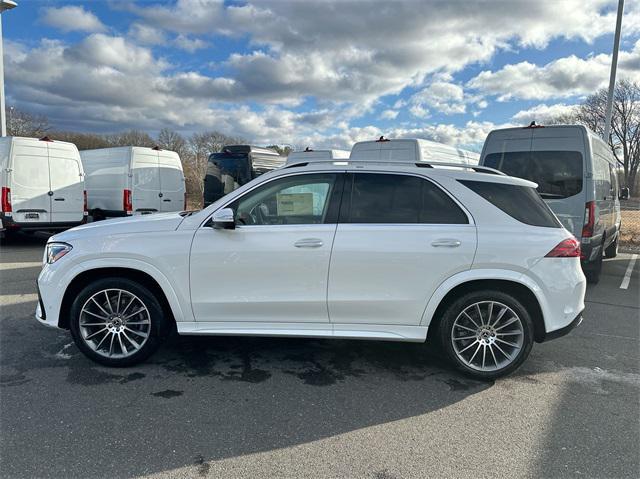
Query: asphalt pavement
1,234,638,479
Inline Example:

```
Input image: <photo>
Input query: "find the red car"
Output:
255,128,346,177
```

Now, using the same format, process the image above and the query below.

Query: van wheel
604,236,618,259
69,278,168,367
584,243,604,284
439,290,534,380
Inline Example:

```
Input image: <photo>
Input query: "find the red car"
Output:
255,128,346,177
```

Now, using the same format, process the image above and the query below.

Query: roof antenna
39,136,53,142
529,121,537,127
304,146,313,152
152,145,162,151
376,136,390,142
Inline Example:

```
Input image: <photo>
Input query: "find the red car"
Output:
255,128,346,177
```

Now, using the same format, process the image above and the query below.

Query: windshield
483,150,583,199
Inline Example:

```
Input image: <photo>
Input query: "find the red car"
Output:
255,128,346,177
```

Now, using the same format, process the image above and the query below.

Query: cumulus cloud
9,0,640,147
511,103,578,124
41,6,106,33
468,40,640,101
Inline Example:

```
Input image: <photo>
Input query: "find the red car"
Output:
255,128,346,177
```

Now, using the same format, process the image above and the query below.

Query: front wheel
69,278,168,367
439,290,534,380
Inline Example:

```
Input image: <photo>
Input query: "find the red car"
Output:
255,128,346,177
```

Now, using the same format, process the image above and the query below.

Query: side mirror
620,187,630,201
210,207,235,230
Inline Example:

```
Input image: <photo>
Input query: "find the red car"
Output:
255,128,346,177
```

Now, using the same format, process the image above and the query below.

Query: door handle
431,239,461,248
294,238,323,248
163,199,171,202
54,198,65,201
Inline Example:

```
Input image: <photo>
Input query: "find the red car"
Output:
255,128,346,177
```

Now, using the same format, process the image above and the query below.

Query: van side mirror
210,208,235,230
620,187,630,200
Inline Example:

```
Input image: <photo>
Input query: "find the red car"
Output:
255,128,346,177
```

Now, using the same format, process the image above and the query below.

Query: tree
266,145,292,156
5,106,49,137
105,130,156,148
157,128,189,158
557,80,640,196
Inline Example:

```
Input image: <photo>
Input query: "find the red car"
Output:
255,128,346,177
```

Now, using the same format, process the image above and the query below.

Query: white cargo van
480,124,624,283
285,148,350,165
0,136,86,237
80,146,186,219
350,137,480,165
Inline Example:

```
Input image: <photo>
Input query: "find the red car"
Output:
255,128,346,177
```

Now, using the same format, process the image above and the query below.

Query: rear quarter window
459,180,562,228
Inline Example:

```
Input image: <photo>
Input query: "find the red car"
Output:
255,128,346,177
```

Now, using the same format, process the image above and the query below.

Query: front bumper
540,312,583,342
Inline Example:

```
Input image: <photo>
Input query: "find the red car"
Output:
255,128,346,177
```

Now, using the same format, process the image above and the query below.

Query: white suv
36,159,586,379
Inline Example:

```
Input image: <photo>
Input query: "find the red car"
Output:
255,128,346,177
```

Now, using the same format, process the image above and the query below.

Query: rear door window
459,180,561,228
341,173,468,224
484,151,583,199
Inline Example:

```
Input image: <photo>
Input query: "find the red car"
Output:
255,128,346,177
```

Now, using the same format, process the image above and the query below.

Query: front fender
420,268,547,328
40,257,192,327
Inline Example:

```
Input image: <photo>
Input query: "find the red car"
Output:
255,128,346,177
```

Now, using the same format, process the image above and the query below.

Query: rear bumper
580,233,603,263
1,214,85,232
541,312,583,342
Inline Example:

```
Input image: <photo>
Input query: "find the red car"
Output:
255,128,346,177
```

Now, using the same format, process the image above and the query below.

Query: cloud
511,103,578,124
40,6,106,33
468,40,640,101
129,23,166,45
173,35,209,52
379,110,399,120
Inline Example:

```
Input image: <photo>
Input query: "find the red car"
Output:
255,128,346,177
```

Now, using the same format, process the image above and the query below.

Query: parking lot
1,235,638,479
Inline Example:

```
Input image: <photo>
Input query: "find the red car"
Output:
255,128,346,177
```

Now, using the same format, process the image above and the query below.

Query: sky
3,0,640,151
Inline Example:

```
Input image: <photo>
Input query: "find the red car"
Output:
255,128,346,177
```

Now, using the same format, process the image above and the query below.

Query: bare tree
558,80,640,195
105,130,156,148
157,128,189,158
5,106,49,137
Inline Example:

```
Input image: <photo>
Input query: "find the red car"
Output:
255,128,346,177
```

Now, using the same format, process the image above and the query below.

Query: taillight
183,192,187,211
83,190,88,215
581,201,595,238
1,187,11,213
545,237,581,258
123,189,132,214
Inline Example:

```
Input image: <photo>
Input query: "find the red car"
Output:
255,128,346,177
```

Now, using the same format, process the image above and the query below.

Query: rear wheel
604,235,618,259
584,242,604,284
439,290,534,379
69,278,168,367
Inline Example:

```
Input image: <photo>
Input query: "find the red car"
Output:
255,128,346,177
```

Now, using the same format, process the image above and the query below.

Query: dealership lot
1,235,638,478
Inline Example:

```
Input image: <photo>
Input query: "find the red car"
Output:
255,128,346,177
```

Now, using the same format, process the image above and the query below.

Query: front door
189,172,343,324
328,173,476,326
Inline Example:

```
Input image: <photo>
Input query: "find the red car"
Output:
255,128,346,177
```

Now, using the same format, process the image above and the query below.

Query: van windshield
483,151,583,199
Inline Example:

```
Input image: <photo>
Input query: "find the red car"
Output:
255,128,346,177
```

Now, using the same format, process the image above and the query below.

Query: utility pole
603,0,624,142
0,1,18,137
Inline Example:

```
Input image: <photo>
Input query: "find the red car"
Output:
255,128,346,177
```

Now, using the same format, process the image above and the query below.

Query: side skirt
176,322,428,342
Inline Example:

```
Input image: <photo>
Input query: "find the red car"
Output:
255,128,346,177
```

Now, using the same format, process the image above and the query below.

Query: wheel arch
58,267,179,330
423,274,546,343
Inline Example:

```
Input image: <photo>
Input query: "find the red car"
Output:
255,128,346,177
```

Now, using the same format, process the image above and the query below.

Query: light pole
603,0,624,142
0,0,17,137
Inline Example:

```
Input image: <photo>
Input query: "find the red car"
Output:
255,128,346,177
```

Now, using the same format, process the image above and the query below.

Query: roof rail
284,159,506,175
414,162,506,175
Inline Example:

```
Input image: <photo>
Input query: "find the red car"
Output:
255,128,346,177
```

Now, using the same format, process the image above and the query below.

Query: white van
349,137,480,165
0,136,86,237
480,124,625,283
80,146,186,219
285,148,350,165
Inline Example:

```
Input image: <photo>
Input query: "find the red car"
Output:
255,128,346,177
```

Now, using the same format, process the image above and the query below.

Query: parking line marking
620,254,638,290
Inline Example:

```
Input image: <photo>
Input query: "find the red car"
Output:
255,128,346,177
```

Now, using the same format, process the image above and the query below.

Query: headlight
45,242,73,264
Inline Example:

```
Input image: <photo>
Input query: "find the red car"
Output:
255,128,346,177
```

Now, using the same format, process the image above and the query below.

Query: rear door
131,149,161,213
328,172,476,326
157,151,185,212
10,139,52,224
48,142,84,224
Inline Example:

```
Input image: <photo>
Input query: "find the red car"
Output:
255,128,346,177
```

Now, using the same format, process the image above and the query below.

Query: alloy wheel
451,301,524,372
79,288,151,358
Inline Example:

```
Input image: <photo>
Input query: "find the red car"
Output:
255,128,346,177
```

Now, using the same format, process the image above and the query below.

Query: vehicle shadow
1,321,494,478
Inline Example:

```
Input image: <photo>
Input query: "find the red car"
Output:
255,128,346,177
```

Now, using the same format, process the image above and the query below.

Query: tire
69,278,168,367
584,242,604,284
604,235,618,259
438,290,534,380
